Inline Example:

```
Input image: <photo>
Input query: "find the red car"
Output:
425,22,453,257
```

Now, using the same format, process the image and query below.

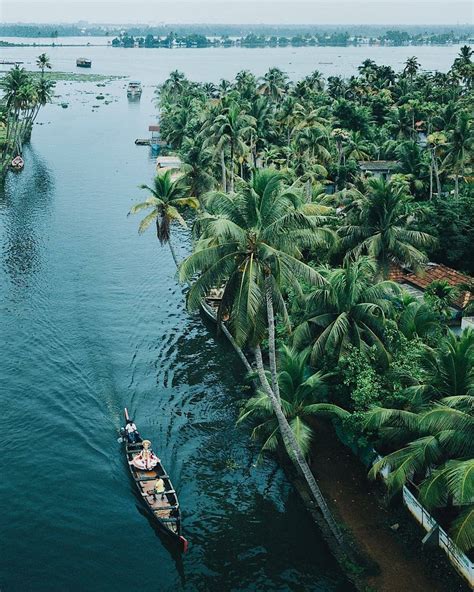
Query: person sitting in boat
153,477,166,500
130,440,159,470
125,418,141,444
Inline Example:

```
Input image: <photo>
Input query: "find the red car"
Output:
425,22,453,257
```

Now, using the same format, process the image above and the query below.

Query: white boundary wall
403,486,474,588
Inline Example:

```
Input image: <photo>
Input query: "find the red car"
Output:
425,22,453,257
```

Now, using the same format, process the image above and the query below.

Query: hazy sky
2,1,473,25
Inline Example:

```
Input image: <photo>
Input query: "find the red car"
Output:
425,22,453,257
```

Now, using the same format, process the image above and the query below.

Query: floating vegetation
61,103,69,109
26,71,126,83
96,94,105,100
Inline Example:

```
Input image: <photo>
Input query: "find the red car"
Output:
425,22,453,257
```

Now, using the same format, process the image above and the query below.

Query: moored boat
76,58,92,68
11,155,24,171
201,287,224,322
120,408,188,552
127,81,143,97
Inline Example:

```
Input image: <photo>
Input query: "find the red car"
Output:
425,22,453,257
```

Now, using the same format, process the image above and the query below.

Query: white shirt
125,422,137,434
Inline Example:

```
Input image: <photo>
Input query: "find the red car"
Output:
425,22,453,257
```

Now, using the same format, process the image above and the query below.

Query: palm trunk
305,179,312,202
253,346,344,546
265,275,281,402
168,238,180,268
286,128,291,167
454,174,459,198
220,318,253,373
220,149,227,193
432,150,441,197
429,164,433,201
230,143,235,193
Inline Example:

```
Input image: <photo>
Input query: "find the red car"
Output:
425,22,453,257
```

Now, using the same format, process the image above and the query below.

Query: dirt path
309,421,469,592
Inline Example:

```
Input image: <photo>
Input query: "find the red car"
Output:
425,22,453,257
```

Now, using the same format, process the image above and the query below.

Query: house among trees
358,160,399,180
389,262,474,326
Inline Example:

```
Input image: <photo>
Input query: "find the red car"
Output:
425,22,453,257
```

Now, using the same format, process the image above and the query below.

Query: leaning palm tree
238,346,331,458
294,257,398,366
128,170,199,267
179,169,344,545
338,177,435,277
181,168,333,395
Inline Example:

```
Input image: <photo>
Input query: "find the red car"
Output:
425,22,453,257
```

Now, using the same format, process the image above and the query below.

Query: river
0,44,462,591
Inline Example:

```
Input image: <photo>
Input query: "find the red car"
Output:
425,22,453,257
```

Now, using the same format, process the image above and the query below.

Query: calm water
0,44,460,591
0,48,359,591
0,39,465,81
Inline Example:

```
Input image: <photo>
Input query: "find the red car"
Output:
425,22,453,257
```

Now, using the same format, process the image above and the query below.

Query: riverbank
309,420,471,592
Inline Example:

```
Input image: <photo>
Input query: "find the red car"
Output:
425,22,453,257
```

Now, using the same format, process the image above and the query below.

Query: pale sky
2,0,473,25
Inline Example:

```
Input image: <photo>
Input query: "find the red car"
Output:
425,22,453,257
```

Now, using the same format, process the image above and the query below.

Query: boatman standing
125,418,141,443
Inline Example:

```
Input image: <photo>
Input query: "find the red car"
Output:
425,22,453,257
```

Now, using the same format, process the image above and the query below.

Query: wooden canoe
121,408,188,552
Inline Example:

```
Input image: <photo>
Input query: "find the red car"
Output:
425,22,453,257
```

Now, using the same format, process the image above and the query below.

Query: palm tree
443,111,472,197
234,70,257,100
238,346,331,458
367,394,474,552
179,136,215,196
129,170,199,267
424,279,459,320
181,168,332,388
258,67,289,102
179,169,343,544
338,177,435,276
161,70,187,99
248,96,273,166
403,56,420,83
294,257,398,365
344,131,372,161
208,102,256,193
427,131,448,198
36,53,51,78
395,141,430,198
451,45,473,88
401,329,474,405
396,296,440,340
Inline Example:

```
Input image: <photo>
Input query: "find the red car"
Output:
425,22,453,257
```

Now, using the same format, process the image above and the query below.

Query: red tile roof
388,263,473,310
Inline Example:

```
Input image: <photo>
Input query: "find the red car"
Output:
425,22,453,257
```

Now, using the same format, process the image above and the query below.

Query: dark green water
0,80,352,591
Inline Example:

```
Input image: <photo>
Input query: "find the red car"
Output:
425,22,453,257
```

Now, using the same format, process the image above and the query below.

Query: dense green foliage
131,47,473,551
0,56,55,174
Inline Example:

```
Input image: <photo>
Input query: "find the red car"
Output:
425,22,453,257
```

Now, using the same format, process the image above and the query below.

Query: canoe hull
122,409,187,552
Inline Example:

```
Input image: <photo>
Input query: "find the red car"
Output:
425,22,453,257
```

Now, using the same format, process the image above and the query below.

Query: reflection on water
1,147,54,291
0,72,353,592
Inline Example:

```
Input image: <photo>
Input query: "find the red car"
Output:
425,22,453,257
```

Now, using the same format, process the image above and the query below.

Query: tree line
0,55,55,175
129,48,473,557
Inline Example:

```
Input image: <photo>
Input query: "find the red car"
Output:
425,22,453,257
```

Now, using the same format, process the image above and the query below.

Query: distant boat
11,155,24,171
76,58,92,68
127,81,142,97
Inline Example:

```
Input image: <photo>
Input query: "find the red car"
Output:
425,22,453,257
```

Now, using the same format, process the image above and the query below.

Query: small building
358,160,399,181
388,262,473,324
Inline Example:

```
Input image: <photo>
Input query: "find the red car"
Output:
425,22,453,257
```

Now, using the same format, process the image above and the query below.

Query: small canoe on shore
120,408,188,552
11,156,24,171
